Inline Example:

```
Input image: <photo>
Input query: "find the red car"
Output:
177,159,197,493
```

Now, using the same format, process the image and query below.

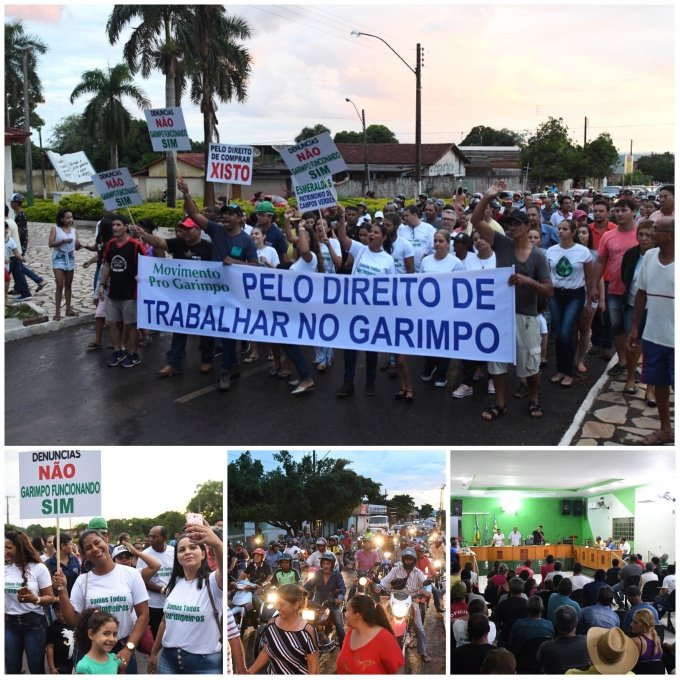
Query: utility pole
21,48,34,206
37,127,47,199
415,43,422,197
583,116,588,148
6,495,15,526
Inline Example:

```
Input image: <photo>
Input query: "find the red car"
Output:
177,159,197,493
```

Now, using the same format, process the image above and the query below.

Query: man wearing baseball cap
255,200,288,261
10,193,28,255
177,177,258,392
137,217,215,377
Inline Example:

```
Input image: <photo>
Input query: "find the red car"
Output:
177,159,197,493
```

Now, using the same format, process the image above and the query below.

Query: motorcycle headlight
392,602,409,618
433,559,442,569
375,537,384,547
359,576,368,586
266,592,277,604
383,551,392,559
302,608,315,621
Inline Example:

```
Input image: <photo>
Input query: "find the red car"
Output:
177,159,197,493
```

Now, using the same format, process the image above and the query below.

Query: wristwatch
125,641,136,651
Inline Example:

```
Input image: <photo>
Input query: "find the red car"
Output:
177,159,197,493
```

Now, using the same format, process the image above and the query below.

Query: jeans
314,346,333,365
330,605,346,644
607,292,626,336
5,612,48,674
158,647,223,674
283,344,311,381
422,356,449,382
413,602,427,655
591,282,612,349
204,337,236,375
549,287,585,375
9,257,31,297
166,333,213,370
344,349,378,381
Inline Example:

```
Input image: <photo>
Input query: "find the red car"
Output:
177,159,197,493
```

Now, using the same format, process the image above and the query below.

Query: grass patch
5,303,36,320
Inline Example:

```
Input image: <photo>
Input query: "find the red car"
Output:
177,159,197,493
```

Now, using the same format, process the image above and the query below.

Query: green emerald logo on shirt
556,256,573,278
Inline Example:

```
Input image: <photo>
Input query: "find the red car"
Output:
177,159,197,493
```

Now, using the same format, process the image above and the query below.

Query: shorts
488,314,541,379
606,292,625,336
51,249,76,271
641,339,674,388
106,298,137,325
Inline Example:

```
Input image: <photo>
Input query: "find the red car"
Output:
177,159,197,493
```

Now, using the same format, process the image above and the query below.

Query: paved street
5,222,673,447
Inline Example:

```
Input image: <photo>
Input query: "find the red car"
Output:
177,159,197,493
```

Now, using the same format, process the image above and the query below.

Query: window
612,517,635,541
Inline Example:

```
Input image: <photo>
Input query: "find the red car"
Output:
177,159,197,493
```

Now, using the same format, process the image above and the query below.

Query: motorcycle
432,558,446,593
302,598,341,654
228,579,257,636
253,587,279,657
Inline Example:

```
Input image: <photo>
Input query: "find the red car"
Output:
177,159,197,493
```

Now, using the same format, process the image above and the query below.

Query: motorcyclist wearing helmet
328,535,344,564
305,537,334,570
380,547,431,662
303,551,346,644
429,536,446,562
413,544,445,613
236,547,272,613
394,535,412,563
284,538,303,572
271,553,301,586
265,541,283,570
354,537,381,573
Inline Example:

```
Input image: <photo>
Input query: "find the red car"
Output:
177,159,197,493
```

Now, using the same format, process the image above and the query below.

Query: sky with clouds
5,448,223,526
5,3,675,155
228,450,447,509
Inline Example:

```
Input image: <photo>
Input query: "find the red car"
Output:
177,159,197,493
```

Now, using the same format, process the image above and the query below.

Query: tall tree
184,6,252,206
388,494,416,521
521,117,577,187
107,6,194,206
581,133,620,184
4,19,48,128
186,480,223,526
419,503,434,519
461,125,524,146
636,152,674,183
295,124,330,143
335,124,399,144
70,64,151,169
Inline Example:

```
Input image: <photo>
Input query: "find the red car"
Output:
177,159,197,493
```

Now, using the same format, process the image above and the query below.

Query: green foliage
227,450,382,534
577,133,620,184
186,480,223,525
636,152,674,182
334,124,399,144
5,302,35,319
461,125,524,146
59,194,109,220
334,130,362,143
24,199,58,223
295,124,331,143
621,171,652,186
419,503,434,518
521,117,578,185
389,494,416,522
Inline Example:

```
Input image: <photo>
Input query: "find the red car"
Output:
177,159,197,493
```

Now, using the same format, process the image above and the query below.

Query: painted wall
581,492,632,547
453,497,586,546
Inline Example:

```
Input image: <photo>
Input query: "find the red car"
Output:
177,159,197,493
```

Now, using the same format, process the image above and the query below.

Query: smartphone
185,512,203,526
18,586,31,597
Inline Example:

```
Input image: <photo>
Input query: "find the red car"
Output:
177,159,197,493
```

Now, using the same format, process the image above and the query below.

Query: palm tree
106,6,194,206
4,19,48,128
184,6,252,206
70,64,151,169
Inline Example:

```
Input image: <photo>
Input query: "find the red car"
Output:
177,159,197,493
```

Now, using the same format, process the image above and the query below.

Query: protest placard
45,150,96,185
206,143,254,185
292,175,338,212
91,168,143,211
19,450,101,519
137,256,516,362
144,106,191,152
278,132,347,185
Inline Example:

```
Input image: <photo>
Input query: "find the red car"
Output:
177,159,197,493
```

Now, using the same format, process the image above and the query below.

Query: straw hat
586,627,639,675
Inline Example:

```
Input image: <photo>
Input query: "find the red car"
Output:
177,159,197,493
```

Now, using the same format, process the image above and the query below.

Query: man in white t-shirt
491,529,505,547
397,205,435,270
137,525,175,638
628,215,675,445
509,527,522,547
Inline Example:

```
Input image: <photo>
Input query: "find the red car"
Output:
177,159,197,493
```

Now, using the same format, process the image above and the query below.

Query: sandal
481,404,507,421
65,309,79,317
394,390,406,400
641,430,674,445
528,400,544,418
86,342,101,350
317,363,326,372
550,372,565,383
405,390,415,404
560,376,574,388
269,366,281,377
420,654,432,663
243,355,259,363
277,370,292,379
623,386,637,395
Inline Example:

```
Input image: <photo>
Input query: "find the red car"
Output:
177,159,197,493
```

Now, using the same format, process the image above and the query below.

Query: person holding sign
335,204,396,398
48,208,85,320
177,177,258,393
53,529,149,674
148,521,223,674
5,530,56,674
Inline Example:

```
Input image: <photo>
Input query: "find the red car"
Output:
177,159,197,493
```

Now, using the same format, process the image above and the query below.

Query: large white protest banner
206,143,254,185
292,175,338,212
91,168,143,211
144,107,191,152
46,150,96,185
137,256,516,361
19,450,101,519
278,132,347,185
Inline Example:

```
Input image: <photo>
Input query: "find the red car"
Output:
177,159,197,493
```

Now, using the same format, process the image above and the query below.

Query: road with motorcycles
239,565,446,674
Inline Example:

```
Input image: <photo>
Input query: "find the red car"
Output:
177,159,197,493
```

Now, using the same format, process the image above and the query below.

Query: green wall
613,487,636,514
453,497,589,546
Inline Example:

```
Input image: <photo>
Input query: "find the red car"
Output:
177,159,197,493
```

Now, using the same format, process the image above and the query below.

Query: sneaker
35,279,46,293
107,350,126,367
487,378,496,394
421,367,437,382
12,293,32,301
121,352,141,368
240,342,251,356
218,371,231,392
452,384,474,399
606,363,627,376
434,378,448,388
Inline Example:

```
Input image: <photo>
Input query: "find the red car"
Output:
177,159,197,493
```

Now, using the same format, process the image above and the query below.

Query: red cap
179,217,200,229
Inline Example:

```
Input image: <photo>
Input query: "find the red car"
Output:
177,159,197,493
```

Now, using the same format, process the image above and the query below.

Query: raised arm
283,209,299,245
335,204,351,252
296,225,314,263
471,180,506,246
177,176,208,230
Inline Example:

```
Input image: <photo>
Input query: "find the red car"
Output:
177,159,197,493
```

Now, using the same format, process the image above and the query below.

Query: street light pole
345,97,369,196
351,31,422,196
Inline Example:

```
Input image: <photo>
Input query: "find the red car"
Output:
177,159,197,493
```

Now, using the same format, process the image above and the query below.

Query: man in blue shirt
254,200,288,262
623,585,659,632
578,585,619,632
304,552,346,645
44,533,81,595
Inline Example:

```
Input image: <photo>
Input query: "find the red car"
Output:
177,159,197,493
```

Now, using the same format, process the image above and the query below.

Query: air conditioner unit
587,501,600,509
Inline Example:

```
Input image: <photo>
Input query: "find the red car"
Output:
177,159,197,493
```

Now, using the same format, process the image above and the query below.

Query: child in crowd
74,608,121,674
46,603,75,675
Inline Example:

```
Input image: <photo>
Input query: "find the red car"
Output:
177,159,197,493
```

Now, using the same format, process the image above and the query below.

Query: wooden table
573,546,623,570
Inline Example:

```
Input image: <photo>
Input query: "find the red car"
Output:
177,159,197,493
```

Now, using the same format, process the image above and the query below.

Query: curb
5,305,93,342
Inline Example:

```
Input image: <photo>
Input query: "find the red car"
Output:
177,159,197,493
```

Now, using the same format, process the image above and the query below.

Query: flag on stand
474,514,481,544
493,514,498,533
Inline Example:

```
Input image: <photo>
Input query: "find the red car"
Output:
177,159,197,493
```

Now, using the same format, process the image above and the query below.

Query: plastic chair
515,636,552,674
642,581,661,602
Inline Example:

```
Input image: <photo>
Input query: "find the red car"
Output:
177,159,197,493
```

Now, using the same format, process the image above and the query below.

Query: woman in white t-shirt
546,219,594,388
418,230,465,395
5,530,56,674
53,529,149,673
149,522,223,674
335,204,396,397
